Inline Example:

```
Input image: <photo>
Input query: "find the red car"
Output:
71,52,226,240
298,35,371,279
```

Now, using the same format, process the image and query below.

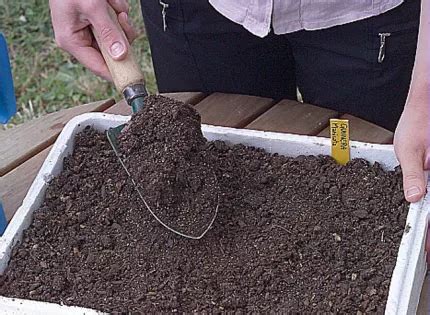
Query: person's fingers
72,42,113,81
107,0,129,14
75,46,113,81
117,12,137,43
89,5,129,60
56,27,112,80
398,147,426,203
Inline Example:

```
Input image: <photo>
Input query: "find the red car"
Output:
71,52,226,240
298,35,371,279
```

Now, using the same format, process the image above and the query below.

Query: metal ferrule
122,83,148,106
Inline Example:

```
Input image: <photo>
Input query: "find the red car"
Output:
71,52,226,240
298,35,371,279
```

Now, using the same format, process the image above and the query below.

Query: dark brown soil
117,96,218,237
0,96,408,313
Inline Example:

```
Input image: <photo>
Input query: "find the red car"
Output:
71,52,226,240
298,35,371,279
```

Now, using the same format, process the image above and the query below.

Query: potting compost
0,96,408,313
117,96,219,238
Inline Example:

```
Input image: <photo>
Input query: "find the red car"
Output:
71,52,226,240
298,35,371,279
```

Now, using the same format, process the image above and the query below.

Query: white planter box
0,113,427,315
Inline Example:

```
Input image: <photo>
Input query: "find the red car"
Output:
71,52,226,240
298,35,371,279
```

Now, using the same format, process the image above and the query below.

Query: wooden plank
104,99,130,115
417,273,429,314
317,114,394,144
246,100,338,135
194,93,275,128
161,92,206,105
104,92,207,116
0,99,115,177
0,146,51,221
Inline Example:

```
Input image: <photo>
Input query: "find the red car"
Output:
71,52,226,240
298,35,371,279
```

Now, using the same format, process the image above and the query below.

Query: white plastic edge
0,112,427,314
0,297,105,315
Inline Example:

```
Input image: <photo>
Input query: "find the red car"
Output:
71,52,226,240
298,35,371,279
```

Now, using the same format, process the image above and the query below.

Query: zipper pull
159,0,169,32
378,33,391,63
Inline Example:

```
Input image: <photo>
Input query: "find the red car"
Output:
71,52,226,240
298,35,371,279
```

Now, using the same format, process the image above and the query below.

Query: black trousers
140,0,420,131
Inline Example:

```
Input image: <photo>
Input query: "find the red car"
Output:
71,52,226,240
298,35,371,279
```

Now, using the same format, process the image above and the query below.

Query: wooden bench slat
317,114,394,144
0,146,51,221
105,92,207,116
194,93,275,128
104,100,130,115
0,99,115,177
246,100,338,135
161,92,206,105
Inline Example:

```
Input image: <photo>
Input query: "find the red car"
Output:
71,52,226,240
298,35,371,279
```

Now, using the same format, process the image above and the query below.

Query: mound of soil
0,96,408,313
118,95,218,237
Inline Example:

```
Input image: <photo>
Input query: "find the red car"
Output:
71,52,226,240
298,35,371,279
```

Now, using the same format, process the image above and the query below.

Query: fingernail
406,186,421,199
110,42,125,57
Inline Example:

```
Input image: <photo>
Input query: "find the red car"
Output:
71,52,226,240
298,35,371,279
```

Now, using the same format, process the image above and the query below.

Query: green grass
0,0,156,128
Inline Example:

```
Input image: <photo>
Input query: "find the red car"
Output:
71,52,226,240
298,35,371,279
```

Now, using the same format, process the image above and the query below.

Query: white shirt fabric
208,0,405,37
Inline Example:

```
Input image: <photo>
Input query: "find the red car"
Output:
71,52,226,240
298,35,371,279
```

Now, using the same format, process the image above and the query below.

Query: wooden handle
92,6,145,93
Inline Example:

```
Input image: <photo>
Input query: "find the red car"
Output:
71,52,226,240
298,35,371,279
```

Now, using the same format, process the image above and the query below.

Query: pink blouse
209,0,404,37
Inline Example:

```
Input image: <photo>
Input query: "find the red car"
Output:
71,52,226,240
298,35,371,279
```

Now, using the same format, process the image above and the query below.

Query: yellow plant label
330,119,350,165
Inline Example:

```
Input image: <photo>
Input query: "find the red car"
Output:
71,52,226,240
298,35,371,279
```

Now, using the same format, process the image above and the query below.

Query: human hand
394,103,429,203
394,98,430,263
49,0,137,80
